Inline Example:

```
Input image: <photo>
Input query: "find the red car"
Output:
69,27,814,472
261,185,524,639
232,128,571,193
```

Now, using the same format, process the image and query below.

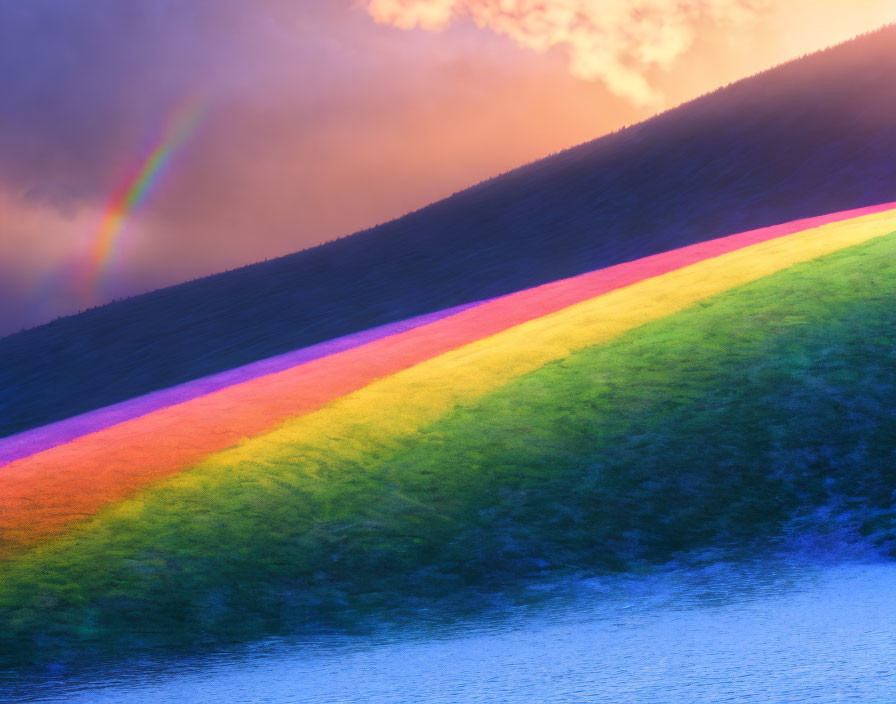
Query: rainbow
2,201,896,660
85,97,204,293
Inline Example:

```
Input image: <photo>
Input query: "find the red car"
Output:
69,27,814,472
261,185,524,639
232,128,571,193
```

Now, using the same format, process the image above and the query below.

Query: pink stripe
0,300,492,466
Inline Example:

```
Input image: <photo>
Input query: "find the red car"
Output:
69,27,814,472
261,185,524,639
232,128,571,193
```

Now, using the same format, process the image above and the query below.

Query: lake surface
6,556,896,704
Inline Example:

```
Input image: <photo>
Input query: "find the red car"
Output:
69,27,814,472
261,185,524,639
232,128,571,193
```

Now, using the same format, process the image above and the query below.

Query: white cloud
367,0,770,105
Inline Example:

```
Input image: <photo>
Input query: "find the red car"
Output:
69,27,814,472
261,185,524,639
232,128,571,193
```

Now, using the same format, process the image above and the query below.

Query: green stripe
2,232,895,661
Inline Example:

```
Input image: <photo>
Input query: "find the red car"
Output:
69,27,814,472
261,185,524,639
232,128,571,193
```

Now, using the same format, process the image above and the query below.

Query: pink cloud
367,0,771,105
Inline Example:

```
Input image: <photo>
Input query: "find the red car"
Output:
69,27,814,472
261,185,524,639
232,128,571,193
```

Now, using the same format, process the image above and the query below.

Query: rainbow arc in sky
84,97,204,295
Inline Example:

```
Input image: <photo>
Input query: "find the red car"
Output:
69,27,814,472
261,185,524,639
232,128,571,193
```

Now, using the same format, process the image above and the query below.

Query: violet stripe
0,299,490,466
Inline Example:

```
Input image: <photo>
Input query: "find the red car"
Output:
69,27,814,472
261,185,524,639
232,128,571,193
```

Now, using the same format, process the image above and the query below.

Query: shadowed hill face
2,26,896,438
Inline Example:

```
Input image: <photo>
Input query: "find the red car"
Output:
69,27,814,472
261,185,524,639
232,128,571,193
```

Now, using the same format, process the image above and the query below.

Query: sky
1,0,895,337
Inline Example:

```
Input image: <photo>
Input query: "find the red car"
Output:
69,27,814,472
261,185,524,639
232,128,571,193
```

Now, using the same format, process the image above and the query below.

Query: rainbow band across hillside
2,201,896,556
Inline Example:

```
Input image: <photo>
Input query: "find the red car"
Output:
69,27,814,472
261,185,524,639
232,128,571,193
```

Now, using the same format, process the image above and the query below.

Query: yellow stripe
167,208,896,487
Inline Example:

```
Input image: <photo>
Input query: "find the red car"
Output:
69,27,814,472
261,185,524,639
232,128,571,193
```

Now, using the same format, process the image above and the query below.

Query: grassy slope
2,26,896,437
2,233,894,663
3,207,892,553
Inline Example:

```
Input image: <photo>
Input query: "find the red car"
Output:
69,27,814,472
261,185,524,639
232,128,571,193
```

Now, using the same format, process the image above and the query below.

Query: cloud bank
368,0,769,105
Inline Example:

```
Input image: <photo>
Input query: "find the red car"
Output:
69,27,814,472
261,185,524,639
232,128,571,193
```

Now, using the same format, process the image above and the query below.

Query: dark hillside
2,26,895,438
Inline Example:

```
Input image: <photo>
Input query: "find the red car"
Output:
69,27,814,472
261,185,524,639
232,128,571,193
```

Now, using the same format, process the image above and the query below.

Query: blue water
6,557,896,703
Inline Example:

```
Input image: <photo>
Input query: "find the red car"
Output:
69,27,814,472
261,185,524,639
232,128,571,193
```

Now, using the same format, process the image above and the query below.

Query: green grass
2,233,895,664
